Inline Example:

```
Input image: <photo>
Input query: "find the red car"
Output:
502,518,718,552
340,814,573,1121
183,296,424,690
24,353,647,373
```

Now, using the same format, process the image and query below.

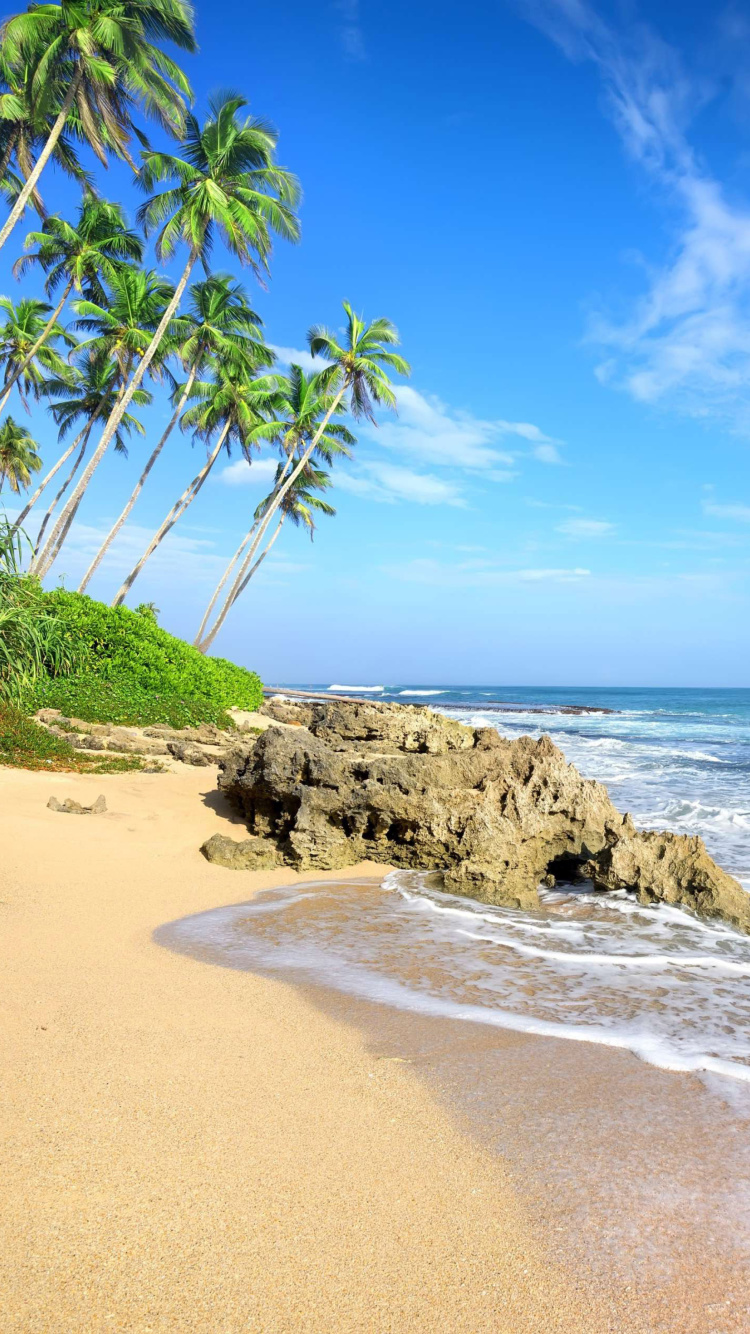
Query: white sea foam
398,690,445,696
161,870,750,1087
328,684,385,692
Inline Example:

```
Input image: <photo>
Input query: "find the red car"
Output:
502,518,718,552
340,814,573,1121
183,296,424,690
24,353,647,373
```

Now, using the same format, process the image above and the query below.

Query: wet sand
0,763,745,1331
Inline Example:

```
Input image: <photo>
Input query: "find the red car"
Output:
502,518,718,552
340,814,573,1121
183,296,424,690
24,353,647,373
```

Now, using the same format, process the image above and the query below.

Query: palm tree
0,295,75,414
77,272,270,594
112,358,280,606
0,48,97,222
0,414,41,493
193,364,354,647
38,93,299,581
0,0,196,253
0,197,142,418
32,263,175,575
29,354,150,568
197,304,410,652
218,463,335,622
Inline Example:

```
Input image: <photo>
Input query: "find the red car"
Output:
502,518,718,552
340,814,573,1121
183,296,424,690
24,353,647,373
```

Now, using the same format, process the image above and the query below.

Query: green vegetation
26,590,262,727
0,0,409,663
0,700,143,772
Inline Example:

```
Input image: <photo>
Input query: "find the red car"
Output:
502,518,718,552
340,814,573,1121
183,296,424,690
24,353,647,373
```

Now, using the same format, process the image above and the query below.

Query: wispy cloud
219,457,279,487
523,0,750,430
334,0,366,61
556,517,615,537
370,385,563,471
382,557,591,587
337,461,468,507
270,344,328,375
703,500,750,521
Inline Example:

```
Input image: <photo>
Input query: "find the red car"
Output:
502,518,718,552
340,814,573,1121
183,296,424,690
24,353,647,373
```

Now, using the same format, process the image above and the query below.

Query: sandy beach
0,761,620,1334
2,760,749,1333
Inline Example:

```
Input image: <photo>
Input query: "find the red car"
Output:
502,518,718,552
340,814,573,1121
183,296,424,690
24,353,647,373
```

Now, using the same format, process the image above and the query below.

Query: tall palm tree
0,294,75,414
0,46,95,213
0,197,142,417
33,265,174,575
0,0,196,253
77,272,270,593
39,93,299,580
198,304,410,652
112,358,280,606
28,353,150,566
193,365,354,647
220,462,335,617
0,414,41,492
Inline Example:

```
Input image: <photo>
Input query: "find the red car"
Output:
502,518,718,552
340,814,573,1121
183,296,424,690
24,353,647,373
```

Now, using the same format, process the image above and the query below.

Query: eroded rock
48,794,107,815
216,700,750,931
201,832,281,870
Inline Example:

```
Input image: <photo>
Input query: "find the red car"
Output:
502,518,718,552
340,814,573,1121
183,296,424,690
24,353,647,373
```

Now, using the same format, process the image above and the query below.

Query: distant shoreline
263,685,616,715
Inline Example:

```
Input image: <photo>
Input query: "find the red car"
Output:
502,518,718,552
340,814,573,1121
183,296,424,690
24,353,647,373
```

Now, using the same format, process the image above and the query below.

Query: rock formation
208,699,750,932
48,794,107,815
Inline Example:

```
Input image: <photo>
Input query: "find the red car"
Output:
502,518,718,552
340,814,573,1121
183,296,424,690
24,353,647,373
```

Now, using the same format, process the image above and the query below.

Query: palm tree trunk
30,424,92,566
10,425,84,536
33,245,199,577
0,130,19,187
0,279,74,417
112,422,230,607
0,69,82,254
199,389,345,650
197,515,285,652
77,363,198,595
192,454,295,647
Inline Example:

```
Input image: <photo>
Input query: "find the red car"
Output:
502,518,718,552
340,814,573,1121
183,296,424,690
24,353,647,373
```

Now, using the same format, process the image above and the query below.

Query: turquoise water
285,686,750,886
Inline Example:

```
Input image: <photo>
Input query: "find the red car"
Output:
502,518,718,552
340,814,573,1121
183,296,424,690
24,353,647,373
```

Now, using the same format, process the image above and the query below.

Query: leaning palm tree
38,93,299,581
217,463,336,623
0,294,75,414
112,358,280,606
0,414,41,493
0,46,95,214
198,304,410,652
28,354,150,567
0,0,196,253
77,273,271,594
193,365,354,647
31,264,175,576
0,197,142,418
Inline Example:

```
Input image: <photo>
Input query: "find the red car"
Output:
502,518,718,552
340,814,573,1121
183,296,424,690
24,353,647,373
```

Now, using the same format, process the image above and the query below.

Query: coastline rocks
48,794,107,815
214,699,750,931
201,832,281,870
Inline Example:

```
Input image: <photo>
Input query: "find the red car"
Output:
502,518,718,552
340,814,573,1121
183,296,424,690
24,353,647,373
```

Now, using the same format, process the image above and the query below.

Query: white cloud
525,1,750,430
557,517,615,537
382,557,591,587
703,501,750,522
270,344,330,375
371,385,563,471
337,461,467,507
219,457,279,487
335,0,366,61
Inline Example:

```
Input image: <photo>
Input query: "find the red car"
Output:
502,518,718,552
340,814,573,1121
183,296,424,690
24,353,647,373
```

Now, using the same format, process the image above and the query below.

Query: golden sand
0,762,635,1333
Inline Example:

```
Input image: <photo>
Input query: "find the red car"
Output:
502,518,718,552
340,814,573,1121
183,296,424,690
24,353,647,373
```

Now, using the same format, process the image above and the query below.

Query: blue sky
5,0,750,685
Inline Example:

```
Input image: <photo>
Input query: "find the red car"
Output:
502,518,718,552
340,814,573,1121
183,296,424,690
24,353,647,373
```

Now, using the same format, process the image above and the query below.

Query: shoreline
2,762,747,1330
0,762,614,1333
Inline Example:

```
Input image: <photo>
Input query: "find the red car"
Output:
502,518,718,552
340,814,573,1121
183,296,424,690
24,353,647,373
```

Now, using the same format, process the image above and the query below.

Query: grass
0,703,144,774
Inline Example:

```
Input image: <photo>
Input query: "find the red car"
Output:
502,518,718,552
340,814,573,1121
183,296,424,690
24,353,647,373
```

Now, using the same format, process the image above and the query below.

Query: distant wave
328,684,384,692
398,690,445,696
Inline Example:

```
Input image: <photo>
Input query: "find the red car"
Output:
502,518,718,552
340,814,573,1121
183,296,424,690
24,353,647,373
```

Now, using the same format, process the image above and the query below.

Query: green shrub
0,702,142,773
31,673,234,728
31,590,263,723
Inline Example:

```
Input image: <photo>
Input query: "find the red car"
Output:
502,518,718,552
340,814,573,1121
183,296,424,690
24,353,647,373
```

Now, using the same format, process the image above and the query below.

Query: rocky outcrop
34,711,243,770
48,794,106,815
214,699,750,932
202,832,281,870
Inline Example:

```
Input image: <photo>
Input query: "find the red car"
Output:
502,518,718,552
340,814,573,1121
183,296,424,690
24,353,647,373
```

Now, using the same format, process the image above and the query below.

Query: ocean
165,682,750,1086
